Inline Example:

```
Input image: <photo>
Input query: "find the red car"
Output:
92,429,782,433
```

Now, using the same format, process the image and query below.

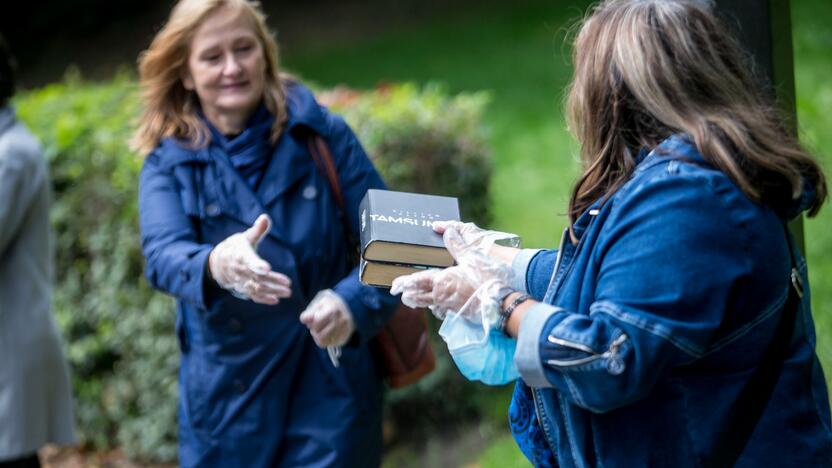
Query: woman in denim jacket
393,0,832,466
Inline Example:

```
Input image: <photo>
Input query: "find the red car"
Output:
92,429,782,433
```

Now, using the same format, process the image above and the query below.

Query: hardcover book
359,189,461,268
359,258,435,288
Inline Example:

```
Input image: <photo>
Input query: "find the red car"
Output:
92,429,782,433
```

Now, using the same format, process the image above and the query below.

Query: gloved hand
390,268,442,310
299,289,356,348
392,227,515,327
208,214,293,304
432,220,521,253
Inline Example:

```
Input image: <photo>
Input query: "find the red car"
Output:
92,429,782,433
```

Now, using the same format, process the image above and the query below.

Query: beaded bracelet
498,293,530,334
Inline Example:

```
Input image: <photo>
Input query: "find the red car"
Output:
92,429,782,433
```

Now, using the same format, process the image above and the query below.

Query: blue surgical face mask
439,312,520,386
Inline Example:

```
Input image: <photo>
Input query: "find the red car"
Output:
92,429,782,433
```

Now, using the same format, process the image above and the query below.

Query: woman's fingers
249,291,280,305
252,271,292,298
314,315,342,345
392,265,478,311
242,278,281,305
401,290,435,308
244,214,272,247
313,307,353,347
222,248,293,300
251,279,291,298
391,269,442,307
431,266,476,312
432,220,458,234
300,303,336,333
300,291,354,348
442,227,471,261
258,270,291,287
239,247,271,275
391,269,436,293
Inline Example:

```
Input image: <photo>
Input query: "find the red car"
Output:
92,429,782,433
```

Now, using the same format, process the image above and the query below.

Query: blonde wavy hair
131,0,287,155
566,0,826,224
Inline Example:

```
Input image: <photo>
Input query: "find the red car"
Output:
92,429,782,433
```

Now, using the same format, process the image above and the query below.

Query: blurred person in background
393,0,832,466
0,34,76,468
133,0,397,466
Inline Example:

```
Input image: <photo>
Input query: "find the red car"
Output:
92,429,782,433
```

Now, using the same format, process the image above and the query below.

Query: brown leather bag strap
307,132,436,389
307,134,360,264
307,135,345,210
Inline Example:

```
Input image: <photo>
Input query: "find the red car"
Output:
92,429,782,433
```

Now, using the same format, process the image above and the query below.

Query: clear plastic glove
391,227,515,326
208,214,293,304
299,289,356,348
390,268,440,309
432,220,521,253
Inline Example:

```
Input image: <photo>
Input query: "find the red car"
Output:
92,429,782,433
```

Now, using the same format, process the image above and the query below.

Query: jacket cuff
515,302,564,388
202,252,227,310
510,249,544,292
182,245,215,310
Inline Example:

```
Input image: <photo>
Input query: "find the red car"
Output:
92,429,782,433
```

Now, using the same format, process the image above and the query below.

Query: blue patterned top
509,381,557,467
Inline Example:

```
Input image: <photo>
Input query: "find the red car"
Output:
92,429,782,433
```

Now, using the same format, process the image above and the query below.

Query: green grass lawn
284,1,832,465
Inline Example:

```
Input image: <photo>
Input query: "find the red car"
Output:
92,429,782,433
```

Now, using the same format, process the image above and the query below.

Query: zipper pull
790,268,804,299
605,334,628,375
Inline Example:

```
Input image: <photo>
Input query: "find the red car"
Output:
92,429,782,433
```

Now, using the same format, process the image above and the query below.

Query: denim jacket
509,135,832,467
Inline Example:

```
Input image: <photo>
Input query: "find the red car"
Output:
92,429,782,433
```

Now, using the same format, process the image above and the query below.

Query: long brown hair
131,0,288,155
566,0,826,226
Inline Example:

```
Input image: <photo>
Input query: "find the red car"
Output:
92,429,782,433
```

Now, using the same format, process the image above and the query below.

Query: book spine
359,257,367,284
358,190,374,255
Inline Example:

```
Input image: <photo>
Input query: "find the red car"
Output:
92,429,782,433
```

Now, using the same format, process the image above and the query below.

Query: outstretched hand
208,214,293,304
392,226,514,326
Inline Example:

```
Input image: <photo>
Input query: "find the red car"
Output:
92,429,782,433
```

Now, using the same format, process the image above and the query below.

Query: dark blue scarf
207,104,275,190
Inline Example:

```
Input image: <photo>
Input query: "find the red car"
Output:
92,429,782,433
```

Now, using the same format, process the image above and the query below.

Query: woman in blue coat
393,1,832,466
132,1,396,466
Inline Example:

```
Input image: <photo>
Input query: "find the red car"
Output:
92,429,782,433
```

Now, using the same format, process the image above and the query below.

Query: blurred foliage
15,74,493,463
322,82,493,225
17,71,179,462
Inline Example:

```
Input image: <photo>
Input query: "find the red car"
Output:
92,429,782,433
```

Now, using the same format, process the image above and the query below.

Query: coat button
303,185,318,200
205,203,220,217
228,318,242,332
180,270,191,281
233,380,246,394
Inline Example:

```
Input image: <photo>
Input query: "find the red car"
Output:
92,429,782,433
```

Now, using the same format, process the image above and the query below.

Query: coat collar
634,133,704,173
282,80,329,137
154,138,211,171
153,82,328,237
202,133,313,238
636,133,814,220
255,133,311,207
257,81,325,207
155,81,328,171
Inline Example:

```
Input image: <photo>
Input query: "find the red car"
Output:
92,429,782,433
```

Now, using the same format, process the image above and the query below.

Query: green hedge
16,73,493,463
321,83,492,224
